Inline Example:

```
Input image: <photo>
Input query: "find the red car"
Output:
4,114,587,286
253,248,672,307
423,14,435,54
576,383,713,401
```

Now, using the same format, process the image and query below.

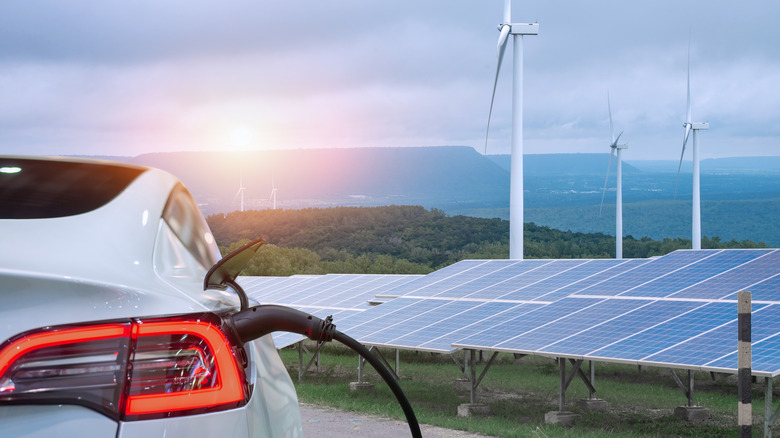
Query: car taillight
0,313,248,420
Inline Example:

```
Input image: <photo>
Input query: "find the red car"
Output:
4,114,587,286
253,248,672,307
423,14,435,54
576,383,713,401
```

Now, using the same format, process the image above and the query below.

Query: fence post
738,290,752,437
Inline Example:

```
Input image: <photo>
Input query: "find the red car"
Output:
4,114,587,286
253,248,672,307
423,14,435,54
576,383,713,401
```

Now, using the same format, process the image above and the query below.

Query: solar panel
619,249,773,298
505,259,627,302
670,250,780,300
539,299,705,356
680,304,780,374
459,260,584,301
375,259,490,298
588,301,767,361
342,298,452,340
414,303,546,352
393,259,531,298
714,333,780,375
573,250,717,297
559,258,651,296
414,259,552,299
493,298,654,352
741,274,780,302
359,300,480,346
454,298,603,350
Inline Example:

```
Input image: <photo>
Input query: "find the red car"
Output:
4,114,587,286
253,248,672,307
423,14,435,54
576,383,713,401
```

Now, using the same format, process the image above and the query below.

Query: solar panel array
448,249,780,376
237,249,780,376
333,249,780,376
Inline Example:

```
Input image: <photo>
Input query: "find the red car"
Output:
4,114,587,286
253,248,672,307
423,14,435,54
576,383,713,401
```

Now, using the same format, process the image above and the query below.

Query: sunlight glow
229,126,254,149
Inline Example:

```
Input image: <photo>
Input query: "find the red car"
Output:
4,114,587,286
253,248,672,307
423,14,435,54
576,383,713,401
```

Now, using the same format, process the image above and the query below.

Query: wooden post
738,291,752,437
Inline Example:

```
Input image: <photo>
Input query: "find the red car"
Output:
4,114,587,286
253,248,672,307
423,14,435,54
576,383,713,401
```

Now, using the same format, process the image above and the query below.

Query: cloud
0,0,778,158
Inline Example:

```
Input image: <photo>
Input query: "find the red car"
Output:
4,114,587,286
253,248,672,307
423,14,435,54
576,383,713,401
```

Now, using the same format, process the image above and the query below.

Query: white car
0,156,303,437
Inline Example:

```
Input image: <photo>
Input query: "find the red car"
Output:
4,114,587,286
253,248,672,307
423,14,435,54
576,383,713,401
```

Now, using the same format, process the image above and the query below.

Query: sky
1,1,778,160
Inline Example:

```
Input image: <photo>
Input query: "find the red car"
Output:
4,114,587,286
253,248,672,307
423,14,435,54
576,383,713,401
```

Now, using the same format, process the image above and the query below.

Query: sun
229,126,254,149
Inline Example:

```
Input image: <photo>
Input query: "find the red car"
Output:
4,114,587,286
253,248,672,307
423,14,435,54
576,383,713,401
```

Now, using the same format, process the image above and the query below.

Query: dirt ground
299,403,498,438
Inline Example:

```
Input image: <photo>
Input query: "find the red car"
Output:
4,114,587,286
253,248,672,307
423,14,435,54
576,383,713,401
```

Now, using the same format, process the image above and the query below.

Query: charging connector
228,305,422,438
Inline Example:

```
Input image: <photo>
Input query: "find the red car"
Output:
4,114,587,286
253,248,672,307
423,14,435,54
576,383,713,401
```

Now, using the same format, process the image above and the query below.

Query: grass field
279,343,779,437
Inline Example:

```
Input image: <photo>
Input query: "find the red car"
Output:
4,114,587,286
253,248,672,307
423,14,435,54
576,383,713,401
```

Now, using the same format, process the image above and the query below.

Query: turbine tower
233,175,247,212
600,91,627,259
484,0,538,260
675,47,708,250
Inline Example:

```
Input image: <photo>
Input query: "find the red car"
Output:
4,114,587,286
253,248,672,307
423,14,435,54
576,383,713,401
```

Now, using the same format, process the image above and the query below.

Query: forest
206,205,769,276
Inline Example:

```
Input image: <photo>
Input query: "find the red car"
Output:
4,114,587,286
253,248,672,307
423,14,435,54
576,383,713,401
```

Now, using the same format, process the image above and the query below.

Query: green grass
279,343,779,437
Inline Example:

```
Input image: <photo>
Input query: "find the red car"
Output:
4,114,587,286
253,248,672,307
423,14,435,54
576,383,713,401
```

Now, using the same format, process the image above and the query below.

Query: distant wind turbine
233,175,247,212
269,176,278,210
483,0,538,260
599,91,627,259
675,45,709,250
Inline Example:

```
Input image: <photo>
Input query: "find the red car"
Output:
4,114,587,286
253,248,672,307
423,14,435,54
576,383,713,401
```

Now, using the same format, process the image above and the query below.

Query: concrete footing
457,403,490,417
577,398,609,412
674,406,711,421
349,382,375,394
545,411,579,426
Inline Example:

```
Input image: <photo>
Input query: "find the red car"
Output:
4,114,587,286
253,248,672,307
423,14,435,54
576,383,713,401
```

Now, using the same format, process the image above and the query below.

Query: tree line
206,205,768,276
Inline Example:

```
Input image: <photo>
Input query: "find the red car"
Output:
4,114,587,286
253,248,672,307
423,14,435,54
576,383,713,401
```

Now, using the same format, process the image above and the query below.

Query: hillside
207,206,768,276
84,148,780,246
124,147,509,214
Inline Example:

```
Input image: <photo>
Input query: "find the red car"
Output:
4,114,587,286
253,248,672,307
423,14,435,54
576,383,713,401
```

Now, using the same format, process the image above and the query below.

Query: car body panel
0,405,118,438
0,156,302,437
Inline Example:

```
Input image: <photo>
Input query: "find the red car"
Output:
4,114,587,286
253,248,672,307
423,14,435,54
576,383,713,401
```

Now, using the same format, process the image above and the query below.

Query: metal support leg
589,361,596,399
766,377,773,438
369,346,399,381
298,342,304,381
669,368,695,406
357,354,365,383
559,358,566,411
766,377,780,437
689,370,695,407
470,349,477,405
395,349,400,376
297,341,326,381
450,351,468,379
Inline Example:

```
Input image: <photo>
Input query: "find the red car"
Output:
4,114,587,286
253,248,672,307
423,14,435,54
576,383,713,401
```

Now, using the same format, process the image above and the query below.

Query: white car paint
0,156,302,437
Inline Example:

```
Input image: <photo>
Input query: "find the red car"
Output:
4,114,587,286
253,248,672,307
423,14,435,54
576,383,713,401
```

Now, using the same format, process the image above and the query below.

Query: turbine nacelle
496,22,539,36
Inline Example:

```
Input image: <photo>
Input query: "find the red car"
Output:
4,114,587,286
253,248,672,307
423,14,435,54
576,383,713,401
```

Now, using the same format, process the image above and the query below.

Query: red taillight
125,320,245,417
0,314,248,420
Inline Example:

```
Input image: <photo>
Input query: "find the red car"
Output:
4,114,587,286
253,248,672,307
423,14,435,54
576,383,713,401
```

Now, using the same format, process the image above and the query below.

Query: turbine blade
608,90,615,143
484,25,511,154
610,131,623,149
686,44,692,124
674,126,691,198
600,148,615,217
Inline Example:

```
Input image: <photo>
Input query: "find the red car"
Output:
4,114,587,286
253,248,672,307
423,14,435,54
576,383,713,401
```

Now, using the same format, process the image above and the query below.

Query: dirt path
299,403,499,438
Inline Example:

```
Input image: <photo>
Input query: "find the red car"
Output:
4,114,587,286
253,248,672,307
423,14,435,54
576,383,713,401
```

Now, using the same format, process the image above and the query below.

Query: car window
0,158,144,219
162,183,220,269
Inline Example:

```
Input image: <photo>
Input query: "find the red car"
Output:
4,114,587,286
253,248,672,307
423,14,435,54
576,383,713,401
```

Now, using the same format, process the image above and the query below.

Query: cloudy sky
1,1,778,159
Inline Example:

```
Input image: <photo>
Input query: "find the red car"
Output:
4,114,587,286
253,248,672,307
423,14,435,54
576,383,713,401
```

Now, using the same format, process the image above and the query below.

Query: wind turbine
599,91,627,259
233,175,247,212
269,176,278,210
675,46,709,250
484,0,538,260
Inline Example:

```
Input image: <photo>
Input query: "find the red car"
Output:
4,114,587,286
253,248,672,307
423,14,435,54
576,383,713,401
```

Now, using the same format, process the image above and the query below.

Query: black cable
230,305,421,438
333,330,422,438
